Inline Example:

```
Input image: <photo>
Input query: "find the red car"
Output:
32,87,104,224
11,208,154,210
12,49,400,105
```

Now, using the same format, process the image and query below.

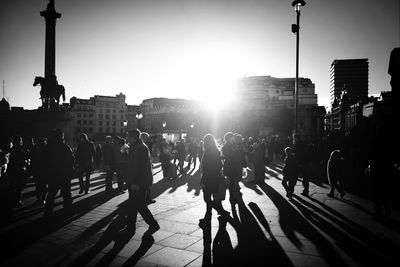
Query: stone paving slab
1,162,400,266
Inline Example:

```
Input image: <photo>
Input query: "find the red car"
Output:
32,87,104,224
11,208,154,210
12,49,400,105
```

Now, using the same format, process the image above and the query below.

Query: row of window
77,120,93,125
76,113,93,118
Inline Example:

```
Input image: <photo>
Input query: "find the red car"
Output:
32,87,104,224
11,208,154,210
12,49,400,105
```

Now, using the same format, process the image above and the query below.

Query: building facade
69,93,127,139
236,76,323,137
329,59,369,106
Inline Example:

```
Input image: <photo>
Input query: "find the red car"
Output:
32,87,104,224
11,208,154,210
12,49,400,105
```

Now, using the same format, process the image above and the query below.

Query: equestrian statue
33,75,65,110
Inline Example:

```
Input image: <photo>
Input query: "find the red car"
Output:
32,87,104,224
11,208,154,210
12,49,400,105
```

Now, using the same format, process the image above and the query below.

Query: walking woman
199,134,229,228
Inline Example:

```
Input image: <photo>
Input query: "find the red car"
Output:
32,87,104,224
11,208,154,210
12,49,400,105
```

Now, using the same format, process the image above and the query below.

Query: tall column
40,0,61,80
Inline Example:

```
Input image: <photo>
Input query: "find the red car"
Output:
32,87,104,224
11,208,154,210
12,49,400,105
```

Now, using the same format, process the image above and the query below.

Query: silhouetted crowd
1,124,399,230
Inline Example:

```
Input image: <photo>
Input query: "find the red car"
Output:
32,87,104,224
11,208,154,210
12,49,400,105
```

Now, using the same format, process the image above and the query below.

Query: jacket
126,140,153,187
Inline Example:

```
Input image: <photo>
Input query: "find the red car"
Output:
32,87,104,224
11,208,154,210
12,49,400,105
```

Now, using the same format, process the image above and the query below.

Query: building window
112,121,116,126
83,120,87,125
106,121,110,126
89,114,93,118
83,113,87,117
105,115,110,119
112,115,116,119
99,121,103,126
89,120,93,125
77,120,81,125
112,128,116,133
88,128,93,133
77,113,81,117
113,109,116,113
99,128,103,133
106,128,110,133
98,114,103,119
106,109,110,113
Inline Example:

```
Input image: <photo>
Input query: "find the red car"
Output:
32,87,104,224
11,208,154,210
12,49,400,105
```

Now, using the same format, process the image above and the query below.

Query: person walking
103,136,116,192
327,150,345,198
31,137,48,205
114,137,129,193
222,132,242,206
188,138,199,169
282,147,298,198
76,133,96,194
199,133,229,229
44,129,74,216
292,132,310,196
176,139,186,174
120,129,159,236
249,142,265,184
7,136,29,206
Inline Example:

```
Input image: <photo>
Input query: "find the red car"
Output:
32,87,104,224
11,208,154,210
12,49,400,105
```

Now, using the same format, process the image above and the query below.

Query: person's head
79,133,88,142
128,129,141,144
50,129,64,143
292,132,301,144
36,137,46,147
118,137,126,146
252,142,260,151
234,134,243,144
284,147,293,156
224,132,234,144
140,132,150,142
330,150,341,160
105,135,113,144
203,133,218,151
12,136,23,147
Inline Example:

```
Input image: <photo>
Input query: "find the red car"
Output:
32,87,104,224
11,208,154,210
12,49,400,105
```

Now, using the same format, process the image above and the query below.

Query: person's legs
44,182,58,216
84,169,91,193
77,167,84,194
105,168,114,191
61,178,72,209
301,165,309,195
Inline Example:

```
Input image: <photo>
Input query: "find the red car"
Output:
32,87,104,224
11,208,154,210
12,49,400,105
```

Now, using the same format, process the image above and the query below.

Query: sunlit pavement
1,161,399,267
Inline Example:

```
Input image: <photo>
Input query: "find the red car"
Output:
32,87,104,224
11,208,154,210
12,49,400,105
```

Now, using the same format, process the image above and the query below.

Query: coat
126,140,153,188
201,149,223,193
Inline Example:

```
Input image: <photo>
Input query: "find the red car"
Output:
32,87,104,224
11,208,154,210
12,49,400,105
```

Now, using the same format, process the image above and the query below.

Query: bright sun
163,41,243,113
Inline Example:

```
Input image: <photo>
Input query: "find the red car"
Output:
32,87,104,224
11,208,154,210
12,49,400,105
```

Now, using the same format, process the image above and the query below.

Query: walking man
120,129,159,236
76,133,95,194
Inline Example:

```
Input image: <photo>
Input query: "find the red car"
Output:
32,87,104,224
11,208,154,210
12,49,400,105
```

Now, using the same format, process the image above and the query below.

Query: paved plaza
1,161,399,267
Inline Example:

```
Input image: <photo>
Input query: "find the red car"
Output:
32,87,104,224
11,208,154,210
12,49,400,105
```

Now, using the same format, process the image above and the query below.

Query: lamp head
292,0,306,11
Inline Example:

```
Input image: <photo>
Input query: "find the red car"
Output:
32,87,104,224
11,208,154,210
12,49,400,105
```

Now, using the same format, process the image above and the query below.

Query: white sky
0,0,398,110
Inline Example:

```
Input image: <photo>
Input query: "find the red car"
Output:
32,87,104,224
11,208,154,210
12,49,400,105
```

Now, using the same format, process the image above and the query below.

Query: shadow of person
0,189,119,264
292,195,399,265
257,183,348,267
120,235,155,267
199,215,212,267
212,216,234,266
67,213,132,267
232,201,293,266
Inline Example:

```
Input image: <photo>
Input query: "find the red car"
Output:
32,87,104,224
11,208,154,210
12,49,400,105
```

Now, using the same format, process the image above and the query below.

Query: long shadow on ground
257,182,348,267
0,190,120,264
200,200,292,266
291,195,399,265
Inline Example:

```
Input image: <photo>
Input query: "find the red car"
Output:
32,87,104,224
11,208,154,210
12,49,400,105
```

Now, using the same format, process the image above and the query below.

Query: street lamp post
291,0,306,132
136,112,143,131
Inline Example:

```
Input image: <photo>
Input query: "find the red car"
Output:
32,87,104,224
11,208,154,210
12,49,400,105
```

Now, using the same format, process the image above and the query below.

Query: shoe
16,201,24,207
144,223,160,236
327,192,334,197
147,199,156,205
340,192,346,199
85,190,90,194
286,192,293,198
79,189,84,194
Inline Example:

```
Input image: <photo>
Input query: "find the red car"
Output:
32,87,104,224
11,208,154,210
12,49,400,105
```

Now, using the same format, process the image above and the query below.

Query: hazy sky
0,0,399,110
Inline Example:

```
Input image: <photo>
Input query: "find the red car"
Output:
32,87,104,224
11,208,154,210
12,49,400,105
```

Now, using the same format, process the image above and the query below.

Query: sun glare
163,41,243,113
